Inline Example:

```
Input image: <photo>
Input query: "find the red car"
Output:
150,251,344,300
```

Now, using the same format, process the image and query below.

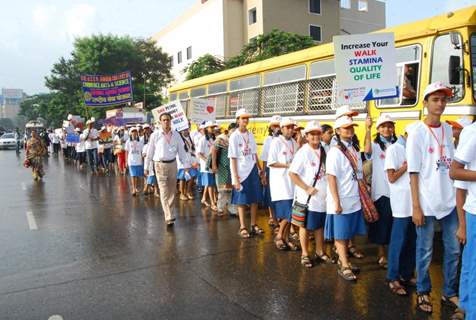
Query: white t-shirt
384,142,412,218
82,128,99,150
406,121,455,219
125,139,144,166
261,136,275,163
370,141,391,201
75,140,86,153
454,123,476,214
192,131,203,152
289,143,327,212
326,142,362,215
198,135,214,173
267,136,298,201
228,129,257,184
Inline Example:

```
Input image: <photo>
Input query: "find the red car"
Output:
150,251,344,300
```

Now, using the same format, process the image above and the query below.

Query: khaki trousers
154,161,178,221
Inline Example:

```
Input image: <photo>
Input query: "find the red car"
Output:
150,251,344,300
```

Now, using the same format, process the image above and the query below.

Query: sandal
179,194,189,201
216,210,225,217
238,227,250,239
337,262,357,281
314,252,334,264
416,294,433,314
388,280,408,296
187,194,195,200
348,245,365,259
378,256,388,269
201,200,210,207
210,205,219,212
301,256,313,268
400,277,416,288
250,224,264,235
275,238,289,251
450,308,465,320
286,241,301,251
289,231,299,241
441,295,459,310
268,218,277,228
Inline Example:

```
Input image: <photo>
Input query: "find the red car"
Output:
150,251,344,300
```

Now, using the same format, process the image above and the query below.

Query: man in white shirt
407,82,459,313
82,119,100,174
450,122,476,320
146,113,191,226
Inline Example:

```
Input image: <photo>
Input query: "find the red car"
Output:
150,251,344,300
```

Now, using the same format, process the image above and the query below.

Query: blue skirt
129,165,144,177
231,165,263,205
307,210,327,231
147,176,157,185
273,199,293,221
201,172,216,186
177,168,198,180
368,196,394,245
262,167,273,208
324,210,367,240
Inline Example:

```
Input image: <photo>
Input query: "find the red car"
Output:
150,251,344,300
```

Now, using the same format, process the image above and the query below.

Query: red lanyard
426,125,445,157
279,136,294,158
240,131,250,150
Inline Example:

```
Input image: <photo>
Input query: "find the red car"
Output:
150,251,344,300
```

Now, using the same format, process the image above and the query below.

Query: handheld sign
334,32,398,105
151,100,189,132
190,98,216,123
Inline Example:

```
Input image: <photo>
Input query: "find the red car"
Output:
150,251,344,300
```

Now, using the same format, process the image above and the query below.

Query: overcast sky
0,0,473,95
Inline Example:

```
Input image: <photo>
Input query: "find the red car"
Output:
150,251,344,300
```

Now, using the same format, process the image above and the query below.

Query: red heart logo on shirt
206,106,214,114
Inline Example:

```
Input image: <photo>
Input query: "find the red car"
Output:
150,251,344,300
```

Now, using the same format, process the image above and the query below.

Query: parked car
0,133,17,150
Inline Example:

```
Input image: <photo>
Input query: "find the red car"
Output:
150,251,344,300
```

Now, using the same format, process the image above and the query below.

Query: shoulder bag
338,146,379,223
291,146,324,228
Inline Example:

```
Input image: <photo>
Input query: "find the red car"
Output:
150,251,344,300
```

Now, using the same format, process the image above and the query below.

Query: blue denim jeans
387,217,416,281
415,208,460,296
459,212,476,318
86,148,99,172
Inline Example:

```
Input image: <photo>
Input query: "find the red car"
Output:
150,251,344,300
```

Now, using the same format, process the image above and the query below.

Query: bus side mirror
448,55,461,85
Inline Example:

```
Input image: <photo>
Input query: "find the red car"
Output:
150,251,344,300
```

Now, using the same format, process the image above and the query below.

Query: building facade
151,0,385,83
0,88,24,120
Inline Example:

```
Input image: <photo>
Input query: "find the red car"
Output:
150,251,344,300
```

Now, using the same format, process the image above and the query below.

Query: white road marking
21,182,26,190
48,316,64,320
26,211,38,230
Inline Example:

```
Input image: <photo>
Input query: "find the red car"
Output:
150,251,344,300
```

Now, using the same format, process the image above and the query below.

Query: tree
0,118,15,130
184,30,315,79
43,34,172,124
184,54,225,80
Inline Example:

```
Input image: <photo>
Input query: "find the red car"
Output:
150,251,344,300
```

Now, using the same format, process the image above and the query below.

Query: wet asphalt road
0,150,454,320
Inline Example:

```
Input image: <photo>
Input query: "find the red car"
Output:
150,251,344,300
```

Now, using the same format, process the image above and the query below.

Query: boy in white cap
261,115,282,229
268,117,298,250
198,120,218,210
364,114,398,269
82,118,100,174
229,108,264,238
450,119,476,320
407,81,459,313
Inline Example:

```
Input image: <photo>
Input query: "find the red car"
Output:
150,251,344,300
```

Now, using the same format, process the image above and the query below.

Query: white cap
280,117,296,128
375,114,395,129
67,114,73,120
335,116,358,129
204,120,218,128
446,116,473,129
423,81,453,100
74,127,80,132
129,127,138,134
86,119,94,125
335,105,359,119
100,126,106,131
235,108,251,119
270,115,282,125
304,120,322,134
143,124,150,129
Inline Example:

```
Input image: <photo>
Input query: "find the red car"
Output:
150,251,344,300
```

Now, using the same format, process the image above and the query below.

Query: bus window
377,44,421,107
308,60,336,113
431,33,464,102
169,93,177,101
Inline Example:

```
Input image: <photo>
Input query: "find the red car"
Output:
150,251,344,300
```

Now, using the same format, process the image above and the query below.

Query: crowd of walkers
23,81,476,319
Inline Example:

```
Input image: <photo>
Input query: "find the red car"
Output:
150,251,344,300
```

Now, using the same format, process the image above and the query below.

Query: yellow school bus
168,5,476,147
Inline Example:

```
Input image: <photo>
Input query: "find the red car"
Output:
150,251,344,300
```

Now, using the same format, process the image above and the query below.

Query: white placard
190,98,216,123
151,100,189,132
334,32,398,105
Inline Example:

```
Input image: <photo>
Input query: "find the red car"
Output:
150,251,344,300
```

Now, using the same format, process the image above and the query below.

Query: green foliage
184,54,225,80
39,34,172,126
185,29,315,79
